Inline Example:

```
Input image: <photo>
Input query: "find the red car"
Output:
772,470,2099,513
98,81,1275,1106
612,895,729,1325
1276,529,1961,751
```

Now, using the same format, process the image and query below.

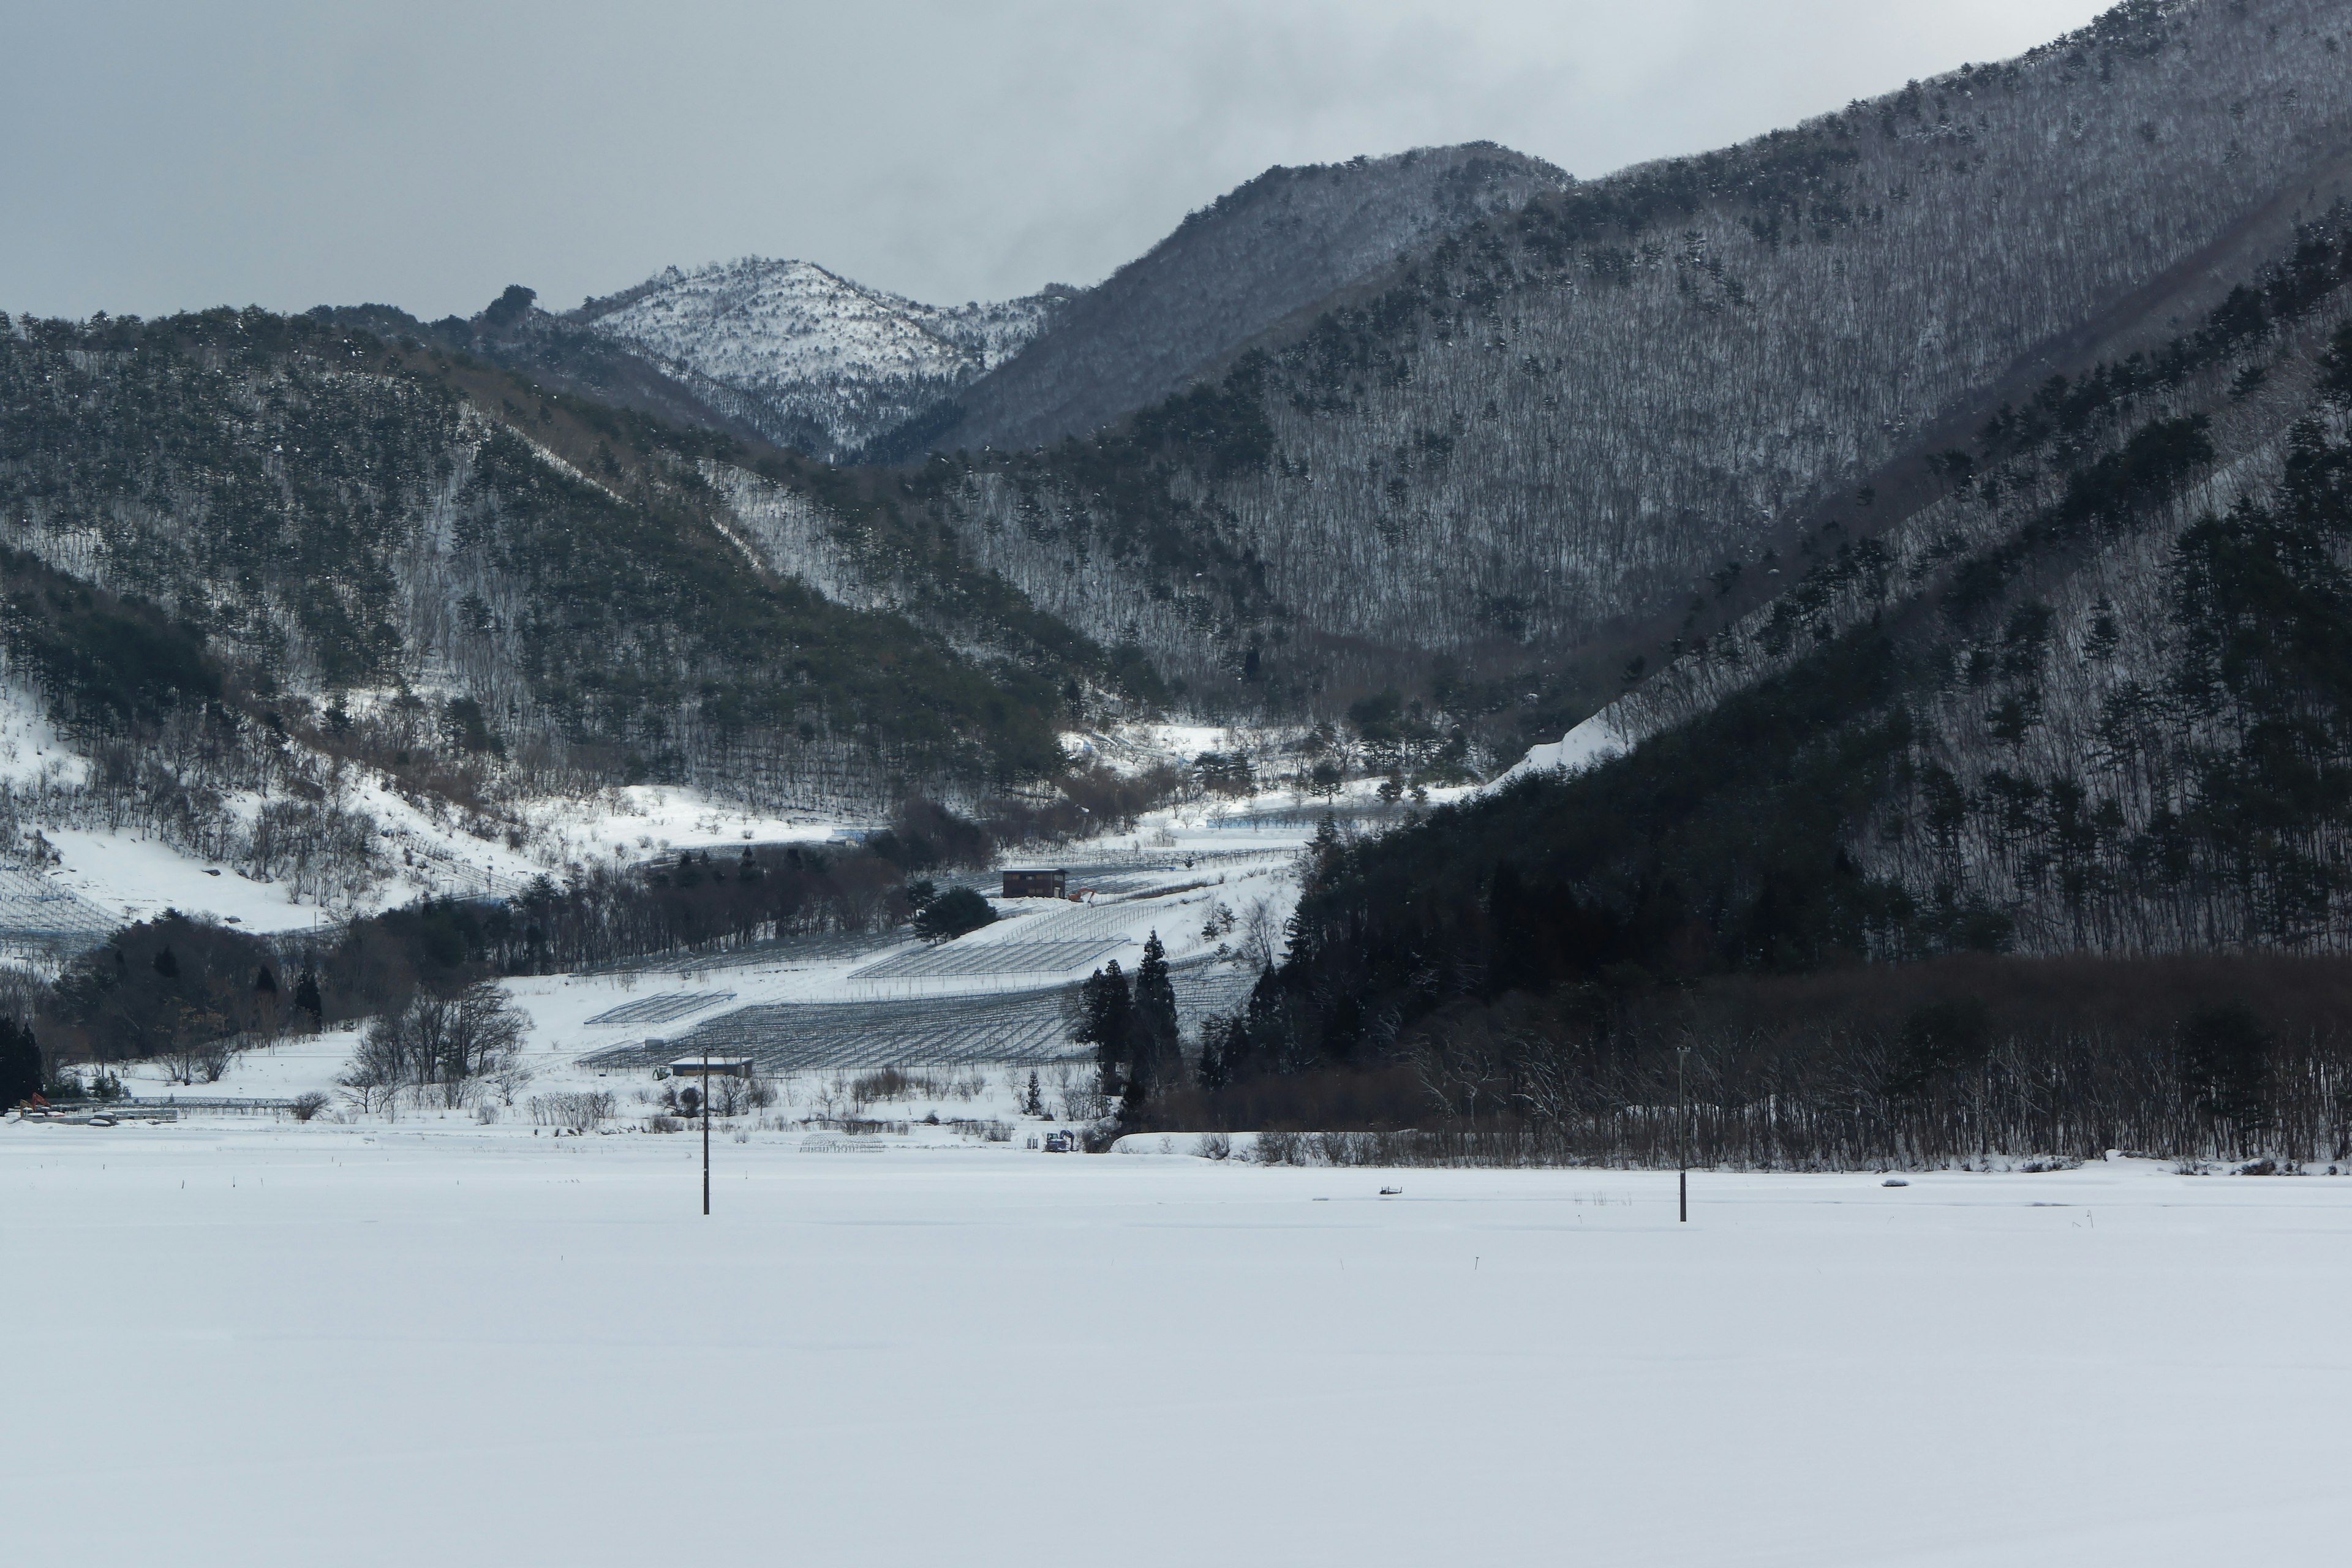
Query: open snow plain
4,1126,2346,1567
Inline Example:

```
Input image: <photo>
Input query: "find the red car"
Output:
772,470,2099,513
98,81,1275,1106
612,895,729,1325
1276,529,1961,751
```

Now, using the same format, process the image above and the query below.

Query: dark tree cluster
1164,954,2352,1170
1074,933,1183,1127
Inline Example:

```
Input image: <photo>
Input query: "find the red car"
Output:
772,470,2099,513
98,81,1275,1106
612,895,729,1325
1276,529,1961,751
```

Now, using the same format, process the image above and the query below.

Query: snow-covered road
4,1126,2343,1566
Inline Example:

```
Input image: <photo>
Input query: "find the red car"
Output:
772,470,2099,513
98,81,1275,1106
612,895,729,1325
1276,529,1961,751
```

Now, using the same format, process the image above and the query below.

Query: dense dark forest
1145,203,2352,1166
1179,955,2352,1170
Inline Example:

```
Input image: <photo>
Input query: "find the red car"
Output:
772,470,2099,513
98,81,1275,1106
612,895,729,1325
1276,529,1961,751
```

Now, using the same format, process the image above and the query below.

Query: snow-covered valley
4,1125,2343,1567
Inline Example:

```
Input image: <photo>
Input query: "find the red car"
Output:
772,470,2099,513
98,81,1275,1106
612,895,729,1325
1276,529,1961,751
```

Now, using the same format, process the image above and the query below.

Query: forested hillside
0,307,1118,861
900,0,2352,722
875,143,1567,461
1178,196,2352,1155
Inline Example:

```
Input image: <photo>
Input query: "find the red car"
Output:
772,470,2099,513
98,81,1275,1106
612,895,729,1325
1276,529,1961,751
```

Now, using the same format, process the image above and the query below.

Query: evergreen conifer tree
0,1017,40,1107
1196,1016,1231,1094
1075,962,1133,1100
153,945,179,979
293,964,323,1030
1132,931,1181,1111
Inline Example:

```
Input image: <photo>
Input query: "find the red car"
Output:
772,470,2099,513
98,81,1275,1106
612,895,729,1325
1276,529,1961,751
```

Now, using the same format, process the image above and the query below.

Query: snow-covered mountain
886,142,1570,459
571,259,1077,462
905,0,2352,714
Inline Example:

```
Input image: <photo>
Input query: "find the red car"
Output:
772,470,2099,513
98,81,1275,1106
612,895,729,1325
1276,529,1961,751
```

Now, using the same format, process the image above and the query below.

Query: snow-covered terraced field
846,937,1129,990
0,859,115,956
1000,900,1150,941
579,960,1257,1076
4,1126,2343,1567
584,987,1087,1071
580,990,737,1028
580,929,911,977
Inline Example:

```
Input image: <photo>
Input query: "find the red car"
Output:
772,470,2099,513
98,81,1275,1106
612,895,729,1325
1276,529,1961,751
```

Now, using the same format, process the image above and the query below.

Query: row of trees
1129,955,2352,1169
339,984,529,1112
1073,934,1182,1124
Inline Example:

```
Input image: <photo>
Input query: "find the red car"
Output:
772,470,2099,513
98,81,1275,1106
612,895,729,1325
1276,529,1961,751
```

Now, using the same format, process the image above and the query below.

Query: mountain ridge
883,0,2352,737
569,258,1079,462
867,141,1570,459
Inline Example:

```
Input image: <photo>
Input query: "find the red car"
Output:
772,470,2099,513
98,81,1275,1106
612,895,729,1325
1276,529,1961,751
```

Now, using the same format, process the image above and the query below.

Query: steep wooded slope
905,0,2352,717
0,309,1112,820
873,143,1567,459
1219,202,2352,1085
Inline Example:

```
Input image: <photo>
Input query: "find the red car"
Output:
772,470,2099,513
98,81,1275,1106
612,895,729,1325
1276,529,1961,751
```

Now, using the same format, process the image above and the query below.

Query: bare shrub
487,1063,535,1107
197,1035,239,1084
1256,1129,1306,1166
854,1066,912,1101
1317,1131,1384,1167
529,1090,616,1131
288,1090,330,1123
1236,897,1283,974
703,1072,774,1117
338,1079,396,1117
1047,1062,1109,1123
1196,1131,1232,1159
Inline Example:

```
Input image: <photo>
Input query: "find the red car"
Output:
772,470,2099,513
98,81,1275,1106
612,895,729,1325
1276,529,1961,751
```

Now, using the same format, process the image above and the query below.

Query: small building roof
668,1056,755,1076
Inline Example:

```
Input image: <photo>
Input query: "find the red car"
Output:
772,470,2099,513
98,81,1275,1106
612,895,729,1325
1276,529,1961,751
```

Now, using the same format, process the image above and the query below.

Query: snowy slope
576,258,1074,460
5,1134,2347,1568
1489,710,1630,790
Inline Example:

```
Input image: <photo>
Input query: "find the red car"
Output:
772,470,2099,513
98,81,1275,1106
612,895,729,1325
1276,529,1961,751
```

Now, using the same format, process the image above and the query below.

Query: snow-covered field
3,1124,2342,1567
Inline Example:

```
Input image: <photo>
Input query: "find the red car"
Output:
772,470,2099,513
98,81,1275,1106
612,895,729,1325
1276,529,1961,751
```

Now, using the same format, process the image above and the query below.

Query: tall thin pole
1678,1044,1689,1224
702,1044,711,1216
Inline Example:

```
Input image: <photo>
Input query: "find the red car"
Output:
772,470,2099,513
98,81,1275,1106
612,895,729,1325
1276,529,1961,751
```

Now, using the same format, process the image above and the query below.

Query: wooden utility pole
1678,1044,1690,1223
701,1043,711,1216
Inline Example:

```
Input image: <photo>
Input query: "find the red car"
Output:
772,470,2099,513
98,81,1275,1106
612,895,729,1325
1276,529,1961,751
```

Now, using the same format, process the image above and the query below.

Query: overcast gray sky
4,1,2112,322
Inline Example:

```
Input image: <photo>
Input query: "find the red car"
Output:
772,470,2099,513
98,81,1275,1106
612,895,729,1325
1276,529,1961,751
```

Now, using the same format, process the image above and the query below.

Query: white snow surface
0,677,88,788
3,1128,2343,1567
1494,707,1630,788
43,828,321,932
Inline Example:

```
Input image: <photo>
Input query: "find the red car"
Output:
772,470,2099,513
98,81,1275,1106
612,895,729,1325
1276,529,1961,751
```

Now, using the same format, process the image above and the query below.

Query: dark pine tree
1076,961,1134,1101
293,964,324,1030
254,965,278,997
1196,1015,1232,1094
2182,1001,2273,1155
152,945,179,979
1130,931,1181,1118
0,1017,40,1107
